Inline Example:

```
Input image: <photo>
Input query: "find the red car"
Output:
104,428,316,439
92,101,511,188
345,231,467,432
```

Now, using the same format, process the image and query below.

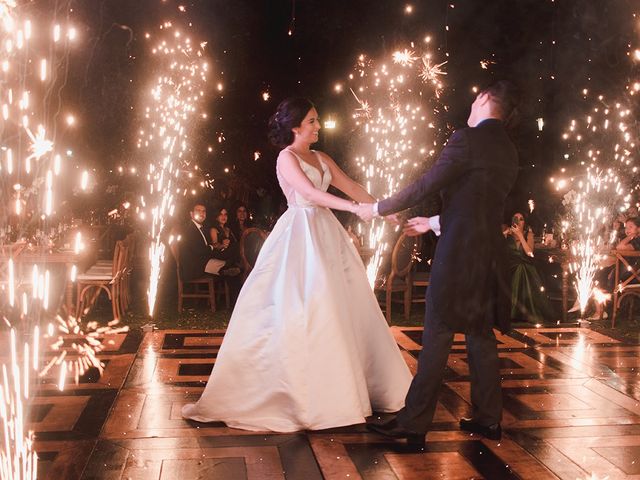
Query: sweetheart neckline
285,148,327,180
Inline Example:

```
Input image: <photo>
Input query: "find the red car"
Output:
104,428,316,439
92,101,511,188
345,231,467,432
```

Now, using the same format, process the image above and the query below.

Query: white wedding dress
182,148,412,432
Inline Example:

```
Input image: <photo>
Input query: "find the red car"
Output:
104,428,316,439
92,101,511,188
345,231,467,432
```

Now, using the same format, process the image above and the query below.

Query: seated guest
615,216,640,252
607,213,627,245
591,212,629,271
209,206,241,268
588,216,640,319
179,202,240,281
506,212,554,324
229,203,253,241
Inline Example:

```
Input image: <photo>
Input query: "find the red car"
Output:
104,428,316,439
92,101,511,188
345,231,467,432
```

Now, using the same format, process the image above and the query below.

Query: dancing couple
183,81,520,450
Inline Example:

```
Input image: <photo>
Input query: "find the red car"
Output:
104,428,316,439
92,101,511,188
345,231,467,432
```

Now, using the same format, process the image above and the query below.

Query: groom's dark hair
268,97,315,148
482,80,520,128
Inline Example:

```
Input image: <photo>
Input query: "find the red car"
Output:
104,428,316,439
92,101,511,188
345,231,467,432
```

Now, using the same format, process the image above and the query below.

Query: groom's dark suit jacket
379,119,518,334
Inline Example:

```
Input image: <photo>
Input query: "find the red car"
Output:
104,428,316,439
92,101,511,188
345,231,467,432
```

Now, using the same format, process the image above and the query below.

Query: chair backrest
0,242,26,258
0,243,26,282
240,227,268,274
614,249,640,290
391,233,420,278
115,240,129,278
168,241,184,285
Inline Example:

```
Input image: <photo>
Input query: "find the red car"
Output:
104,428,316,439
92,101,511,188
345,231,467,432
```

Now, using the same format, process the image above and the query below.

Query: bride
182,97,412,432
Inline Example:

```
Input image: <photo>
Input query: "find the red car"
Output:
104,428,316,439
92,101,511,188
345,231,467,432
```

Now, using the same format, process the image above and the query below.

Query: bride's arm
316,151,375,203
278,150,359,213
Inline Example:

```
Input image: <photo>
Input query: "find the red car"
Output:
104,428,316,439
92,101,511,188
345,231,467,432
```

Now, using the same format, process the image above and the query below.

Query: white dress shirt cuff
429,215,441,236
373,202,380,217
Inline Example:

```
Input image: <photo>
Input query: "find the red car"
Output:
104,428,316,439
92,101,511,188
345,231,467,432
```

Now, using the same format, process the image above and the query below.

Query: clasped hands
213,238,231,251
354,203,431,237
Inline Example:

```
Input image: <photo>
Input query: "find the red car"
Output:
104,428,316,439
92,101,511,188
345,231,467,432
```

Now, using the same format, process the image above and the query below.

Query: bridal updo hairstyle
268,97,315,148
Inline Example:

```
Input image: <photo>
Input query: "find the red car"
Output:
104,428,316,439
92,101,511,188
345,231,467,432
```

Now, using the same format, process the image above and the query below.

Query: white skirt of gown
182,205,412,432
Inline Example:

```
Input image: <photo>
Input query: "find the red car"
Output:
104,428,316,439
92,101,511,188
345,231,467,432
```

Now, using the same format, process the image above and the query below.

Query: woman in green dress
506,212,553,323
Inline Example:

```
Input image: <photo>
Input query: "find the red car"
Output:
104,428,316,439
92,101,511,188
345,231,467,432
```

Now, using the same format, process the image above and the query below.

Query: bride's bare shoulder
277,148,297,164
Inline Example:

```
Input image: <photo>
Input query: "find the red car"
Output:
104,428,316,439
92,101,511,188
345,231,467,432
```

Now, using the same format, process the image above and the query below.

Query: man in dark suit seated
357,80,520,449
179,202,241,281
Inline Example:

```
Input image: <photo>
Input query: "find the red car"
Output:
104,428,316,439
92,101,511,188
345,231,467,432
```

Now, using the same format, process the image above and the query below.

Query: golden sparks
136,22,212,316
342,39,448,286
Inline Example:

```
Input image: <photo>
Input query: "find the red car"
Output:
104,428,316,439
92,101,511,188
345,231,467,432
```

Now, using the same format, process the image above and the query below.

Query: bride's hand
403,217,431,236
356,203,375,221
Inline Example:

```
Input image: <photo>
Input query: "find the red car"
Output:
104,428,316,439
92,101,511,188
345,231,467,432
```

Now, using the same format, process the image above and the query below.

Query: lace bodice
276,148,332,207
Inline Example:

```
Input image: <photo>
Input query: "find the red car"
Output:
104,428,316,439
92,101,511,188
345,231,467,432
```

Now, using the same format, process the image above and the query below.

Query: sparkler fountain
0,2,128,477
341,40,449,287
555,86,639,317
0,1,79,477
550,13,640,319
135,21,212,317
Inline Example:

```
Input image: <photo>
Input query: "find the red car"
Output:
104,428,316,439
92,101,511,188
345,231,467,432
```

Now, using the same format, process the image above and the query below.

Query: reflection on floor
22,325,640,479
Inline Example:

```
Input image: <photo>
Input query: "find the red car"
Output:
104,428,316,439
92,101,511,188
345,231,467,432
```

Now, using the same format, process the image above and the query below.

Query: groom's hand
403,217,431,236
383,213,401,226
356,203,375,221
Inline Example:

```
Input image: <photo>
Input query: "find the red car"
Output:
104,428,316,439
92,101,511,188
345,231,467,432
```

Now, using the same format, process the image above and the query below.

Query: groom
357,80,519,449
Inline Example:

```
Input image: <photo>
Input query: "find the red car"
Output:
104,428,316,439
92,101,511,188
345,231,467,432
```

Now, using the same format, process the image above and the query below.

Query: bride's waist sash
286,204,326,210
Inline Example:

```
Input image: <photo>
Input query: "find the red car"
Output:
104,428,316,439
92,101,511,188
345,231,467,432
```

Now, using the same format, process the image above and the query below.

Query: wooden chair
345,226,361,248
408,238,430,313
76,240,127,320
611,249,640,327
409,271,430,309
120,233,136,310
88,233,135,315
170,242,216,313
0,242,27,257
344,226,375,264
0,242,26,284
215,272,232,310
374,233,420,323
239,227,268,280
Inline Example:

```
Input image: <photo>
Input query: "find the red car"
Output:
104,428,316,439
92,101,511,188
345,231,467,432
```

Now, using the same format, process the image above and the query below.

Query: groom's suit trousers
396,290,503,432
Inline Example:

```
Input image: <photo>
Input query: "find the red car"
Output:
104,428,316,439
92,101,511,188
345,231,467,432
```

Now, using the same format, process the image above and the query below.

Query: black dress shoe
459,417,502,440
366,419,426,450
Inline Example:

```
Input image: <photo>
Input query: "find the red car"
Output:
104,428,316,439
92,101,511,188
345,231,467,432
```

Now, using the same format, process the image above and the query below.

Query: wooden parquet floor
24,326,640,479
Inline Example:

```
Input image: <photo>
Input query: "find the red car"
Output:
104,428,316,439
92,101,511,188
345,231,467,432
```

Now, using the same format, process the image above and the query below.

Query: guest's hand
403,217,431,236
356,203,375,222
509,226,523,238
222,239,231,248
